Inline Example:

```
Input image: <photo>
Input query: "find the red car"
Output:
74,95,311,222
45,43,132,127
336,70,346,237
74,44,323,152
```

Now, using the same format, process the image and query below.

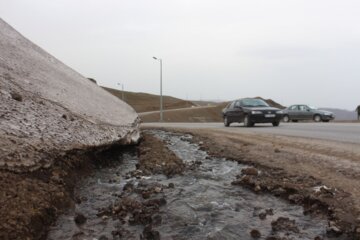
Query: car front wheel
224,116,230,127
314,115,321,122
243,115,253,127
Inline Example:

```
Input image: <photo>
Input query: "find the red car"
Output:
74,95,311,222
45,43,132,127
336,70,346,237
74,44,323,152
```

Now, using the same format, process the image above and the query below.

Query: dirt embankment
0,143,136,240
137,134,185,176
102,87,196,113
144,127,360,239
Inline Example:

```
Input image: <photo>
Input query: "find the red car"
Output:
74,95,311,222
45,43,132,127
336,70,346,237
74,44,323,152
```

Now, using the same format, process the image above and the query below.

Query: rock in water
74,213,87,225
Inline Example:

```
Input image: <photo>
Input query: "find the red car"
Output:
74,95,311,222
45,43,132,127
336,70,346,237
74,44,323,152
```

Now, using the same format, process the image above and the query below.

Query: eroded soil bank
47,130,348,240
0,144,137,240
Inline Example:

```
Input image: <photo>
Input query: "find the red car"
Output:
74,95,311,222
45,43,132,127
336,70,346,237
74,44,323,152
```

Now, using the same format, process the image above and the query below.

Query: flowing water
47,130,341,240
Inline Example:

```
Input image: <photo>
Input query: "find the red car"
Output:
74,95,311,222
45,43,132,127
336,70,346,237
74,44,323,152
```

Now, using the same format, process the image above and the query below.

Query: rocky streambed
47,130,346,240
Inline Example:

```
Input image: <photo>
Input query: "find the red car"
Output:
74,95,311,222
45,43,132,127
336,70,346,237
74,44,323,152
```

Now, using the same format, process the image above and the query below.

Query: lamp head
153,56,157,60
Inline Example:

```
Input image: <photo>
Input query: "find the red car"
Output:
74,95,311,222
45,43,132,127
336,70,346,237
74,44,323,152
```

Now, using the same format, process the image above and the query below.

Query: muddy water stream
47,130,336,240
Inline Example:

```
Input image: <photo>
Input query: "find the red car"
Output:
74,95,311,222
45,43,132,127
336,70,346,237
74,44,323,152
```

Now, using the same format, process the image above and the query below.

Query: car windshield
241,99,269,107
309,106,318,110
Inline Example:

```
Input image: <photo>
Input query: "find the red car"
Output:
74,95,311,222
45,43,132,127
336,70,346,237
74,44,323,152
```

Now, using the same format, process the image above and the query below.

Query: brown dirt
143,127,360,238
137,133,185,177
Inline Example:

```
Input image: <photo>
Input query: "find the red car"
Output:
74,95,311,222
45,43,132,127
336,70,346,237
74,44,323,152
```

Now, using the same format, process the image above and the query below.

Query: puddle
47,130,343,240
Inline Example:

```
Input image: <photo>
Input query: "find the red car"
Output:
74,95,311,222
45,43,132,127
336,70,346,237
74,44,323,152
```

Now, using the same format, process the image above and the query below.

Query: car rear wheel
243,115,253,127
314,115,321,122
283,115,290,122
272,121,280,127
224,116,230,127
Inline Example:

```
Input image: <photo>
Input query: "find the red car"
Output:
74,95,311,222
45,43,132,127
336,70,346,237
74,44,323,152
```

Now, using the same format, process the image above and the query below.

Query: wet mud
47,130,345,240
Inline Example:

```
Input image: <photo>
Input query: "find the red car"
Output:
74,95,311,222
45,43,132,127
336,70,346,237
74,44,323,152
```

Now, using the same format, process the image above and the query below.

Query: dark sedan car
222,98,283,127
282,105,335,122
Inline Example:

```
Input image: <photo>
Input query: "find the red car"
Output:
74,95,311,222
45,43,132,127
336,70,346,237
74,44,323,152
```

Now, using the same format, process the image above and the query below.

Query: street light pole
117,82,124,100
153,56,163,122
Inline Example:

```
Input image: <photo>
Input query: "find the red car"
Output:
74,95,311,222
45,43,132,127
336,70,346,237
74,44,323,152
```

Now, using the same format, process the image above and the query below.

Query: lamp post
153,56,163,122
117,82,124,100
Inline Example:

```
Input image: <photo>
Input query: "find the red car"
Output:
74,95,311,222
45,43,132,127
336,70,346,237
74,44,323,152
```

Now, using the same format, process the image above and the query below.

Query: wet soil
0,144,135,240
47,130,343,240
137,134,185,177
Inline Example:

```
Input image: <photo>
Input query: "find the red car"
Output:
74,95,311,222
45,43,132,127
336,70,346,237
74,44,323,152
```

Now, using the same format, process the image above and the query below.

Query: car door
225,101,237,122
301,105,314,120
233,100,244,122
299,105,312,120
287,105,300,119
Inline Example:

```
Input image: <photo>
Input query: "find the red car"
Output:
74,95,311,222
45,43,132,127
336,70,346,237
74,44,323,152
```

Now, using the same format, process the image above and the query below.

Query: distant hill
255,97,285,109
102,87,197,113
320,108,358,121
217,97,285,110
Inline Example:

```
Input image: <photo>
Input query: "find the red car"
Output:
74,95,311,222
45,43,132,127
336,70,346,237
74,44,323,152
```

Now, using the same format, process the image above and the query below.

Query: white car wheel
314,115,321,122
283,115,290,122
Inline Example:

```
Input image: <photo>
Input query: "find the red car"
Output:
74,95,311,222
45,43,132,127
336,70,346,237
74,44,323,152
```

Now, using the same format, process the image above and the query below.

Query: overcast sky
1,0,360,109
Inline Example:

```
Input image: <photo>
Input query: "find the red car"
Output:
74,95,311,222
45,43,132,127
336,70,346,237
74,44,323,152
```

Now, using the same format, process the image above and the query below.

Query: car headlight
276,111,283,114
251,110,263,114
324,113,332,116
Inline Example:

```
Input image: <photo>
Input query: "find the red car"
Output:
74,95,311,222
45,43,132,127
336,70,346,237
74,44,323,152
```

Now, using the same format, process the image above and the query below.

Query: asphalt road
142,122,360,144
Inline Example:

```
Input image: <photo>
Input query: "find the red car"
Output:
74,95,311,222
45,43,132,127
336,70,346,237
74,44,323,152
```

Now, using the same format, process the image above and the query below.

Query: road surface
142,122,360,144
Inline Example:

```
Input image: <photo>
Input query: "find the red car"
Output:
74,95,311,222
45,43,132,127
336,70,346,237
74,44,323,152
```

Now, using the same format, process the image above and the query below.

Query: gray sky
1,0,360,109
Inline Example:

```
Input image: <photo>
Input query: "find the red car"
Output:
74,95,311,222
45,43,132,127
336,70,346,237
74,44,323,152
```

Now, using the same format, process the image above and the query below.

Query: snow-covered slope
0,18,140,172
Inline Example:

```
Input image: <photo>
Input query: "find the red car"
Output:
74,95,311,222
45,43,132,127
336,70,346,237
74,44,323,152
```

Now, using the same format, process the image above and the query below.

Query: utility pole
153,56,163,122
